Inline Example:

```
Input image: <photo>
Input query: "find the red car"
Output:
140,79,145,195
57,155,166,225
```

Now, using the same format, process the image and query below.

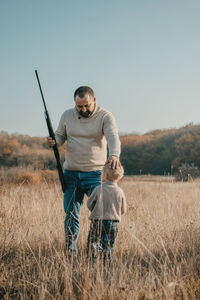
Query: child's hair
102,164,124,182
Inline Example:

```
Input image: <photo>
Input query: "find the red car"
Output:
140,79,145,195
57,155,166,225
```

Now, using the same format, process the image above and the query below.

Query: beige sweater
87,181,127,221
55,105,121,171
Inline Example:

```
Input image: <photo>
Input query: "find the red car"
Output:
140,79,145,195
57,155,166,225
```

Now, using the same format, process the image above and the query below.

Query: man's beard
79,106,95,118
79,110,92,118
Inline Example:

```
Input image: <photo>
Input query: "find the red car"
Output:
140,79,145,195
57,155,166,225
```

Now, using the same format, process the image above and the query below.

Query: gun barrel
35,70,48,112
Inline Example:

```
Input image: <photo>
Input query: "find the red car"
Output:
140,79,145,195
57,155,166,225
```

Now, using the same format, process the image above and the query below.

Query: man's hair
74,86,94,100
103,164,124,182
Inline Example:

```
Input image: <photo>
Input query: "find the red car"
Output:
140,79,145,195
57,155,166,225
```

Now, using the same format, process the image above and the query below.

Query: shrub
40,169,58,183
175,163,200,181
0,167,60,185
17,171,41,185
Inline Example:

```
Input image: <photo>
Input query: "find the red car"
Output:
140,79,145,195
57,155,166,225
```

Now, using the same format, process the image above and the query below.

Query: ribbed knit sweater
55,105,121,171
87,181,127,221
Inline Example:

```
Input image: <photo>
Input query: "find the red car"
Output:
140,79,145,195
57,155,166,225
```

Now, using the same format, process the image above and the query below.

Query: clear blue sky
1,0,200,136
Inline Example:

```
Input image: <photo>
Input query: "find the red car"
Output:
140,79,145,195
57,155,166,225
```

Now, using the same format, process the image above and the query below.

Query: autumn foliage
0,131,65,170
120,123,200,175
1,123,200,175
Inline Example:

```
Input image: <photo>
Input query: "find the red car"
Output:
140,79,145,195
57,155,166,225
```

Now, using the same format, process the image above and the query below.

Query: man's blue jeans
63,169,102,254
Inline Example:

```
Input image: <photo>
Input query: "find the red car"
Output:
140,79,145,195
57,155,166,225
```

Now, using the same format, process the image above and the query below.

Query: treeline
0,131,65,170
120,123,200,175
1,123,200,175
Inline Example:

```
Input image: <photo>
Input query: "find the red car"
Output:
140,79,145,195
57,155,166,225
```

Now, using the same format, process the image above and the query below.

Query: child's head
102,164,124,182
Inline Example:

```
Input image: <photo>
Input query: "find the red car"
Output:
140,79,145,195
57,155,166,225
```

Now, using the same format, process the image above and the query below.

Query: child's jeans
87,219,119,266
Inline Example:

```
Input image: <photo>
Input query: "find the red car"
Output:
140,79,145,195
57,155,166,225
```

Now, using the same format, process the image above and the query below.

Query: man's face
75,94,96,118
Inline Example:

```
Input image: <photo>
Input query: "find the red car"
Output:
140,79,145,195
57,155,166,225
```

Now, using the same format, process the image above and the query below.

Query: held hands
106,155,121,169
46,136,56,148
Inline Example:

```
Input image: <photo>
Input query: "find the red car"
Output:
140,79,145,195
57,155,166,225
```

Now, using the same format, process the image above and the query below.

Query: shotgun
35,70,66,192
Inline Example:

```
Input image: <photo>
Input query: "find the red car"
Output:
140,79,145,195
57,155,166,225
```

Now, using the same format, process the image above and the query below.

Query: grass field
0,169,200,299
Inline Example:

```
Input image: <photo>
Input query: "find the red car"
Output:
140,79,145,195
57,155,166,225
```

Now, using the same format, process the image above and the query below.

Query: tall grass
0,170,200,299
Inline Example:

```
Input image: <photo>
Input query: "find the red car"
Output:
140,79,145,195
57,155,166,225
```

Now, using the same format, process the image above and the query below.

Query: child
87,164,127,266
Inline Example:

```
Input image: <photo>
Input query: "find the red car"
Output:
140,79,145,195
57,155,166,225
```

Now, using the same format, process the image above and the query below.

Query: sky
0,0,200,137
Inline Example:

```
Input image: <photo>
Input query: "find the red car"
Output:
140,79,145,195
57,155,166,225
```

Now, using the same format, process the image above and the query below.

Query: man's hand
47,136,56,148
106,155,121,169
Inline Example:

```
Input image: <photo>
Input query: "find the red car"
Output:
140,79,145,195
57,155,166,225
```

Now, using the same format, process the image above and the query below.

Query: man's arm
47,112,67,147
55,112,67,146
103,112,121,169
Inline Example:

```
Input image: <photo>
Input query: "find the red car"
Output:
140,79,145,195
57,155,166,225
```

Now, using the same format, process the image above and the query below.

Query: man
47,86,121,255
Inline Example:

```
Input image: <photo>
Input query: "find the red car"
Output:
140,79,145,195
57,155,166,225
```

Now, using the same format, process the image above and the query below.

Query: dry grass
0,169,200,299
